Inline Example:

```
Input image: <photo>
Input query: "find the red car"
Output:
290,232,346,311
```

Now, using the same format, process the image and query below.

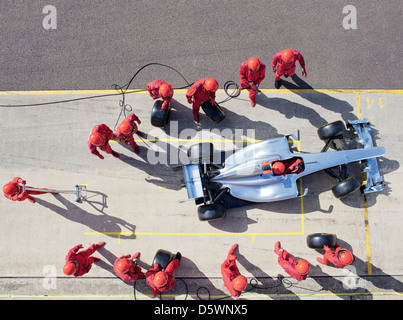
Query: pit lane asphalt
0,88,402,300
1,0,402,91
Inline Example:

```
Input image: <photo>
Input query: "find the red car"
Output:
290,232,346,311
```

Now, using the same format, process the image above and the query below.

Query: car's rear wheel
332,177,360,198
188,143,214,164
198,203,226,221
317,121,346,141
306,233,337,249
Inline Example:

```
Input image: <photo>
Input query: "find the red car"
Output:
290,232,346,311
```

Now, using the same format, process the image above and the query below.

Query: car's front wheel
332,177,360,198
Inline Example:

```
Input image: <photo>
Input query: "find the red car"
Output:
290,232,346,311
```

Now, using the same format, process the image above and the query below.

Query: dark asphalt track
1,0,402,91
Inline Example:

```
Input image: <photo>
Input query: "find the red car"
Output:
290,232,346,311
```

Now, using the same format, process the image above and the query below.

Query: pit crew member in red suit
239,57,266,107
3,177,54,204
147,80,174,111
272,49,306,89
88,124,119,159
114,114,143,154
221,244,248,298
145,253,181,297
63,242,105,277
274,241,309,281
186,78,219,124
317,245,355,267
114,252,145,282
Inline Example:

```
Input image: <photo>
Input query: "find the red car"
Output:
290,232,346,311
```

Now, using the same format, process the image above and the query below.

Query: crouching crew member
274,241,309,281
221,244,248,298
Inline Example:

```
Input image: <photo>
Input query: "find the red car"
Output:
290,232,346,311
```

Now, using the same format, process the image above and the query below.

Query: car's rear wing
183,164,204,199
347,119,384,194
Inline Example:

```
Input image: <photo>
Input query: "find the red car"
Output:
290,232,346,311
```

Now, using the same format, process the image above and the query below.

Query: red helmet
203,78,219,92
159,83,173,99
89,132,105,147
232,275,248,291
116,258,131,274
337,250,354,266
247,57,261,72
3,183,17,196
295,259,310,275
272,162,286,175
118,121,136,135
281,49,294,64
63,260,79,276
154,271,168,287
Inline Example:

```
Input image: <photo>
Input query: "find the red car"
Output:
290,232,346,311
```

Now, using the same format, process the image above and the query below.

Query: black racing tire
332,177,360,198
151,100,171,128
306,233,337,249
198,203,226,221
201,101,225,124
187,143,214,164
152,249,174,270
317,121,346,141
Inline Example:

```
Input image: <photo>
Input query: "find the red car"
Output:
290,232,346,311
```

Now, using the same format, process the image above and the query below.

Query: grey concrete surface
1,0,402,90
0,87,402,300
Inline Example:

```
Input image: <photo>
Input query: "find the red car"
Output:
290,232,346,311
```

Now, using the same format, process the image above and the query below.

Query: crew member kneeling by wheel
114,252,145,282
186,77,219,124
145,252,181,297
317,244,355,268
147,80,174,111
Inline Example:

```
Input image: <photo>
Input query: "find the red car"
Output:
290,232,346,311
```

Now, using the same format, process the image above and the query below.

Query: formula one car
182,119,385,221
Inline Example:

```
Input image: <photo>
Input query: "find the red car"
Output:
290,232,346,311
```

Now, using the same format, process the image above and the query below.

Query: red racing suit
239,60,266,104
147,80,173,111
3,177,53,203
88,124,115,157
275,247,307,282
317,245,355,268
65,243,103,277
272,49,306,81
186,78,216,123
221,246,242,298
114,114,142,151
114,254,145,282
145,259,180,297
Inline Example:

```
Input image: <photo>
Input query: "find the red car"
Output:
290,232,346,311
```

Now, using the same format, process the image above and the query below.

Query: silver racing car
182,119,385,221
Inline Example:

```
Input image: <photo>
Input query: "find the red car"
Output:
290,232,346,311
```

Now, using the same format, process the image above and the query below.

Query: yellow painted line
0,89,402,95
356,92,373,276
356,93,362,120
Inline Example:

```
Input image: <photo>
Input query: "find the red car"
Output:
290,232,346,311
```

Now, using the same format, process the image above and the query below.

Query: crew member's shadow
281,74,358,124
354,256,403,296
236,250,300,300
116,134,187,191
310,265,373,300
35,194,136,240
